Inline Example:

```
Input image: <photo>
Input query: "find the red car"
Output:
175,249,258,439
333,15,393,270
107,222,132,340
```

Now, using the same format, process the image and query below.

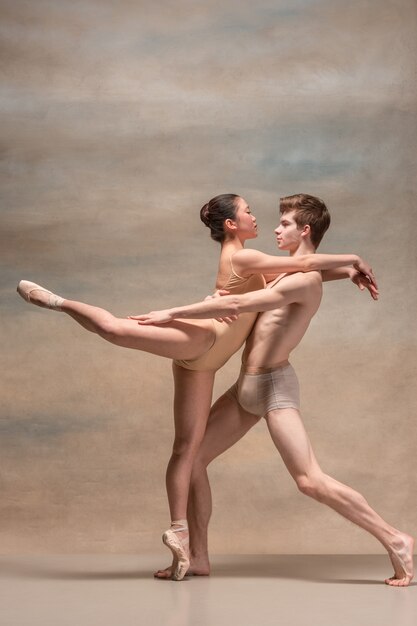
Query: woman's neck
221,237,245,256
216,237,245,285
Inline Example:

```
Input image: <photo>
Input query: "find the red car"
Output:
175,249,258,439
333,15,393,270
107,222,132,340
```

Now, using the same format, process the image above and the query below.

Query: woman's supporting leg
155,391,260,579
156,363,215,580
161,364,216,580
265,407,414,587
167,365,216,520
17,281,215,361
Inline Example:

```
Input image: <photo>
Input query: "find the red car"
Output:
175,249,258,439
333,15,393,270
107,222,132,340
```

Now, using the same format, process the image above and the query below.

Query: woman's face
233,197,258,240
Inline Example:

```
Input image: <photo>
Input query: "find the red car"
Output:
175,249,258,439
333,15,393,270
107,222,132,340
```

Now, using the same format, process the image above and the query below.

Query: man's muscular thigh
196,390,260,466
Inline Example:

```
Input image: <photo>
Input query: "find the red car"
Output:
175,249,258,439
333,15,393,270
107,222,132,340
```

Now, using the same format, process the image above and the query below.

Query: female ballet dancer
17,193,375,580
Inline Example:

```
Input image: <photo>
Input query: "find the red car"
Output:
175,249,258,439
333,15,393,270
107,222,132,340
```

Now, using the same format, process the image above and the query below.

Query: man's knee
296,473,327,501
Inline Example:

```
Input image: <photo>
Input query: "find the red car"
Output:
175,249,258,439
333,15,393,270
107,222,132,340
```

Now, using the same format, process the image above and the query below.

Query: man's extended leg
154,390,260,578
265,407,414,587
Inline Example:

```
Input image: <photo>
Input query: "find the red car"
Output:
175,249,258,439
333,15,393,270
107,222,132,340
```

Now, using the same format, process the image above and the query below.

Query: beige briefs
227,361,300,417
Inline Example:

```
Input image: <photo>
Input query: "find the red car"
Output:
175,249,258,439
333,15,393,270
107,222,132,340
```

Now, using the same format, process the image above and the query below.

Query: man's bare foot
154,555,210,580
385,533,414,587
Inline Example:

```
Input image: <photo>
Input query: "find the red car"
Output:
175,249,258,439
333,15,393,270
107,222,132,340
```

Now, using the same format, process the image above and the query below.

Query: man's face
274,210,303,252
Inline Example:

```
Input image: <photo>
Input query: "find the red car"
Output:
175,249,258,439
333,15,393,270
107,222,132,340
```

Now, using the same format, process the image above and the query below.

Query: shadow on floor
2,554,414,585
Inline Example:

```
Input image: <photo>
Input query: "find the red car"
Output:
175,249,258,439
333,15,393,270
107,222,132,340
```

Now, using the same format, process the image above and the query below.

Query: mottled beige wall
1,0,416,555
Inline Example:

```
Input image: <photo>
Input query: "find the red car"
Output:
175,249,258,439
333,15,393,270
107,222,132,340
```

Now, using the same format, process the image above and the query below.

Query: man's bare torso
242,271,323,368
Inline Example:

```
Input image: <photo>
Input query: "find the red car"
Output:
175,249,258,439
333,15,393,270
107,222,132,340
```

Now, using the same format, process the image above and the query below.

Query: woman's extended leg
17,281,215,361
18,281,217,580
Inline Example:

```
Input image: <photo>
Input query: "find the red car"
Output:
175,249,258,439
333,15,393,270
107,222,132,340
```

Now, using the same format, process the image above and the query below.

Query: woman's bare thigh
104,318,216,361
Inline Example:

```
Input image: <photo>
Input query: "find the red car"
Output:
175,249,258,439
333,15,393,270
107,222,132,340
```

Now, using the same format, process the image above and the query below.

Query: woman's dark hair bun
199,194,240,243
200,203,210,227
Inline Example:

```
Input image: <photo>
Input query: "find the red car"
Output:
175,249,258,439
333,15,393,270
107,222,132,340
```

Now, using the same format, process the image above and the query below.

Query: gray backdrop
1,0,416,554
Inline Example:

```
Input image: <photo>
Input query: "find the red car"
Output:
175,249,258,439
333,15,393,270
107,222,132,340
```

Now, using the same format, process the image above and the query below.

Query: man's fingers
215,316,237,324
208,289,231,300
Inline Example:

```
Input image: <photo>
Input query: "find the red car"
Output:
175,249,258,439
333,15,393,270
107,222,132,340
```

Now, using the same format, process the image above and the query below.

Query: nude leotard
174,259,265,372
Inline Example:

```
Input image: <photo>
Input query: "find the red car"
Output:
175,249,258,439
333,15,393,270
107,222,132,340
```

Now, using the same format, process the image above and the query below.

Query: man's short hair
280,193,330,249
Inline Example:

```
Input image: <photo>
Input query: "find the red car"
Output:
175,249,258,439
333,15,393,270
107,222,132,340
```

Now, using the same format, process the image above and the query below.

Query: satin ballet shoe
162,521,190,581
17,280,64,310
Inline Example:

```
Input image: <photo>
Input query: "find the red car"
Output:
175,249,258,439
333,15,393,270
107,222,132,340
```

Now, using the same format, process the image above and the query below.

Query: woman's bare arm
322,267,379,300
233,249,377,287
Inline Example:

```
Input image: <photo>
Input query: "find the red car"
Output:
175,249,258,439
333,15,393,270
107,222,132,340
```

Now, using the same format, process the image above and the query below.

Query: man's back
243,271,323,368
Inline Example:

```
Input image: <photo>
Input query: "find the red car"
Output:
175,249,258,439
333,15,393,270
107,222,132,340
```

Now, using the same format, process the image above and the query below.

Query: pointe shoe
17,280,64,310
162,522,190,581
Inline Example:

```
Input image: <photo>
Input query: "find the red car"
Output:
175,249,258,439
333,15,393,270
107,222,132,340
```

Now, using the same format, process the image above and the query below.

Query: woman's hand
353,258,378,290
128,309,173,325
349,269,379,300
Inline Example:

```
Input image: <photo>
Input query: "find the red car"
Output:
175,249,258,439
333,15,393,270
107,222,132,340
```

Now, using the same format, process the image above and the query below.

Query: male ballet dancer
139,194,413,586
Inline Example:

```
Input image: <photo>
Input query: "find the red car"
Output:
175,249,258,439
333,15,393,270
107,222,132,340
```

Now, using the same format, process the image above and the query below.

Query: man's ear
301,224,311,239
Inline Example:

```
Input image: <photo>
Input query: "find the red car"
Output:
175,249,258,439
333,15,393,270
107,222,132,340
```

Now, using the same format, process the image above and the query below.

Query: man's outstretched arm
131,273,312,325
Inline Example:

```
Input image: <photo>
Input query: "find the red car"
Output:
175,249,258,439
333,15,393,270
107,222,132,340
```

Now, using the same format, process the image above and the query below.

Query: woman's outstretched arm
321,267,379,300
232,249,377,286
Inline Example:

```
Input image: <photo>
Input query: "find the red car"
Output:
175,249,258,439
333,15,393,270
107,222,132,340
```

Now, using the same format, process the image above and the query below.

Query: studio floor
1,554,416,626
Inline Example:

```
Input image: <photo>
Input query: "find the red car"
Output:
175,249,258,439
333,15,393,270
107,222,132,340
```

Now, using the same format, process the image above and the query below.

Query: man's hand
205,289,238,323
350,269,379,300
128,309,173,325
353,258,378,290
127,289,239,326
